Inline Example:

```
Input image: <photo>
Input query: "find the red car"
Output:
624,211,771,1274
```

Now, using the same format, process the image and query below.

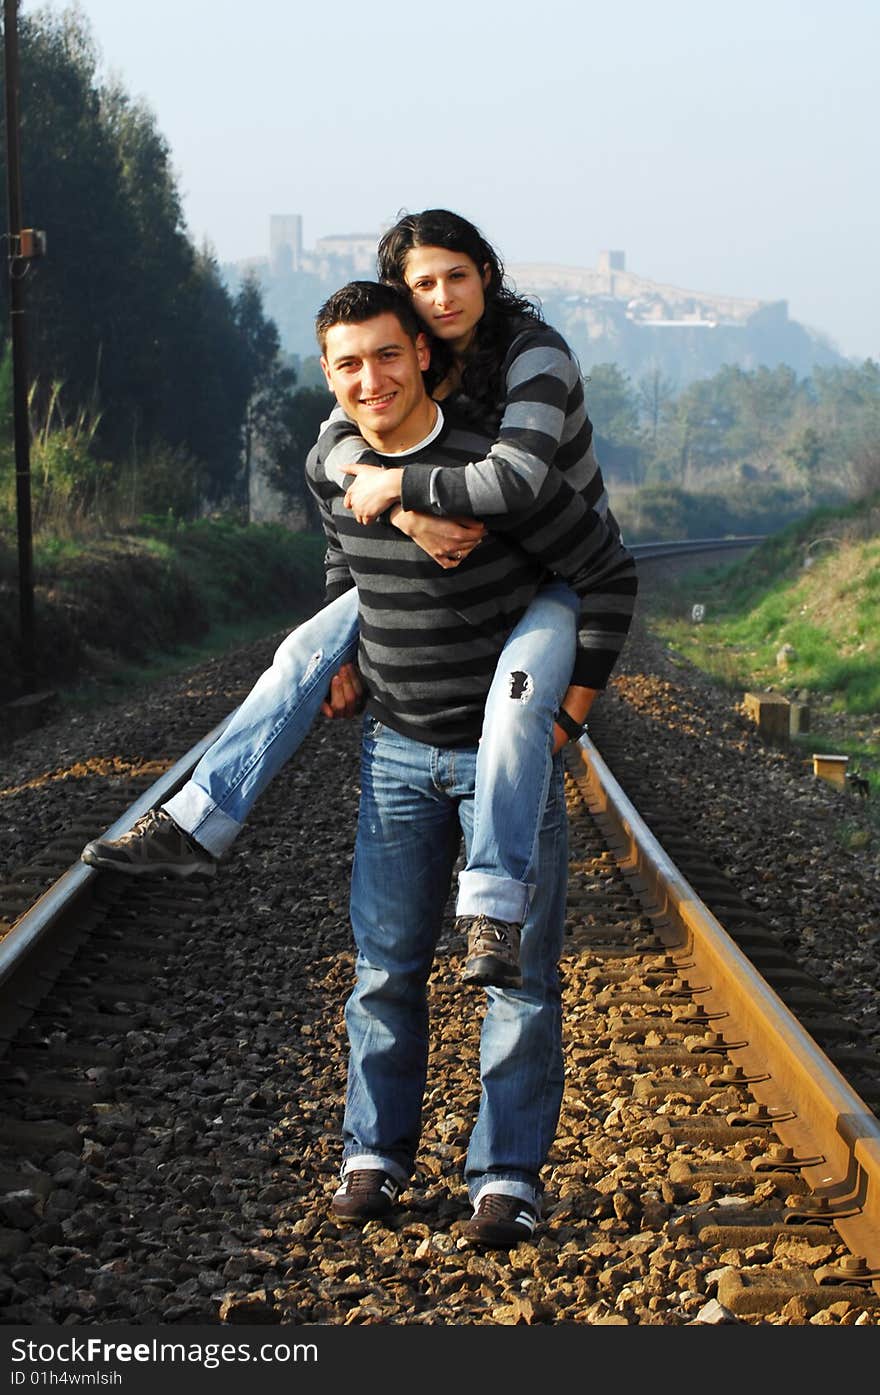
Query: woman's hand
343,464,404,524
390,506,486,568
551,685,598,754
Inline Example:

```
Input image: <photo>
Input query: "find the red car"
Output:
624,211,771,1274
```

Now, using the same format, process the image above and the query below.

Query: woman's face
403,246,490,354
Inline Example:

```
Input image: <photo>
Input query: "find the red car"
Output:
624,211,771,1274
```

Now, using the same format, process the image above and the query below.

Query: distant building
270,215,303,275
265,219,376,280
597,250,626,295
507,251,773,327
597,250,626,273
310,233,376,276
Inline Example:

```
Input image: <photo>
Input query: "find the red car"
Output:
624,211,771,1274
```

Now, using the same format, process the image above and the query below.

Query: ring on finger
451,550,462,560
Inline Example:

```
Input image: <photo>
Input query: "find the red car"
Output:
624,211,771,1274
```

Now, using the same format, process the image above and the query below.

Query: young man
307,281,633,1246
79,291,636,993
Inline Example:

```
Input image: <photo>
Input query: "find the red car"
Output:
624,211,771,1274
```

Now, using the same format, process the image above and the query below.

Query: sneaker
459,914,522,988
331,1169,400,1221
81,809,217,878
462,1192,538,1247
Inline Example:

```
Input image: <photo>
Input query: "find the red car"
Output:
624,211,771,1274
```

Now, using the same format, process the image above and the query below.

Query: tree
2,9,137,429
637,365,676,448
263,385,333,528
782,426,824,494
583,363,645,486
0,7,289,515
236,275,283,487
233,274,309,514
97,80,200,459
583,363,640,442
172,247,252,503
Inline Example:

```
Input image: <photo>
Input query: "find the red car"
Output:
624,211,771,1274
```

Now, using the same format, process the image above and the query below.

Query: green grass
57,606,311,711
644,499,880,832
138,516,327,623
651,511,880,707
1,517,327,704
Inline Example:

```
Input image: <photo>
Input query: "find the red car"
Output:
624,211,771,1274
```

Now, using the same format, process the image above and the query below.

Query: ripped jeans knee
507,669,535,704
483,666,558,752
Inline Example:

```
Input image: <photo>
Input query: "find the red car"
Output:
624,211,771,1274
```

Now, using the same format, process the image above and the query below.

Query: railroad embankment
0,518,326,709
641,496,880,815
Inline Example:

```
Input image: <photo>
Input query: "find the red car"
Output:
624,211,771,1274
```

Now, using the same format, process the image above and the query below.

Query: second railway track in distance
1,541,879,1326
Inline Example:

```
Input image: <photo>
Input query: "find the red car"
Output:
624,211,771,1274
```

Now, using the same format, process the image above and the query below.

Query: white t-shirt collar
374,403,444,458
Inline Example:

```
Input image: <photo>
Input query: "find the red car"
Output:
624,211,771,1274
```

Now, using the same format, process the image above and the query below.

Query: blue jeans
164,581,578,925
457,579,579,922
164,589,361,854
342,718,568,1210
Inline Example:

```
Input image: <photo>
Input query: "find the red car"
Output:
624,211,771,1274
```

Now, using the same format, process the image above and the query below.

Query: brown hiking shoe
331,1169,400,1221
459,914,522,988
462,1192,538,1247
81,808,216,879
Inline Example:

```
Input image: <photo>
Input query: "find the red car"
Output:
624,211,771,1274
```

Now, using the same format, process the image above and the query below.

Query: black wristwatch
555,707,588,742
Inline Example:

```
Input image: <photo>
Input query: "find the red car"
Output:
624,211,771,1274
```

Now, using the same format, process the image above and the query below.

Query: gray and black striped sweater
401,320,611,520
307,406,636,748
317,318,638,704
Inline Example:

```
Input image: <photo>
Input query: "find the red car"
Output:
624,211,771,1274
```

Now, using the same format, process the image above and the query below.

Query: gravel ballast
1,606,878,1327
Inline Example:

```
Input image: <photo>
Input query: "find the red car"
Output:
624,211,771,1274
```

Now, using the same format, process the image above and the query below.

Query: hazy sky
19,0,880,360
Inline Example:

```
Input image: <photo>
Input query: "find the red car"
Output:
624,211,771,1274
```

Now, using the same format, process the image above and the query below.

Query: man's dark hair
315,280,422,352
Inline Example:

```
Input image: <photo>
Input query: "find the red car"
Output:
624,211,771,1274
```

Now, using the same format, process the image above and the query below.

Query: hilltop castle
228,219,843,384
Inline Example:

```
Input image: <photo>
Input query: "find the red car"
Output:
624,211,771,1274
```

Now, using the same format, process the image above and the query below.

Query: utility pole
3,0,38,693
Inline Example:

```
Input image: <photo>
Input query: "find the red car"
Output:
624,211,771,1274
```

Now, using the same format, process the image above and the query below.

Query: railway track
1,538,879,1325
0,691,875,1322
628,534,768,561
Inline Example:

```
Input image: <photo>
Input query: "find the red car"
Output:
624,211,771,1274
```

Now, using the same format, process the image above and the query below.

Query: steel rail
0,715,231,990
570,733,880,1282
629,534,766,559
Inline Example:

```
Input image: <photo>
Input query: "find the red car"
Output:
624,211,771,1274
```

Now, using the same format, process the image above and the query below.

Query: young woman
82,210,637,991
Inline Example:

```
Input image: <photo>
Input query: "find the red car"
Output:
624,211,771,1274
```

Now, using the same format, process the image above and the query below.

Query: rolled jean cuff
471,1178,541,1213
162,786,241,859
455,871,531,925
341,1152,411,1188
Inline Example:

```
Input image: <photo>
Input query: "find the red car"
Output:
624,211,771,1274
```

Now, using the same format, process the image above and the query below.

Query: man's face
320,312,431,448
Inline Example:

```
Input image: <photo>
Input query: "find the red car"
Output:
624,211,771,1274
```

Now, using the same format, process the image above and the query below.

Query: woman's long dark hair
377,209,543,415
